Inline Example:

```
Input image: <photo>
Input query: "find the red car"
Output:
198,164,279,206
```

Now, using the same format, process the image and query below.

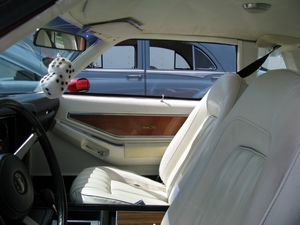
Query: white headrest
206,73,245,117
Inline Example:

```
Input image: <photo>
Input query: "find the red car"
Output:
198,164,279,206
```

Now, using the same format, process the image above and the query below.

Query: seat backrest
162,69,300,225
159,74,247,194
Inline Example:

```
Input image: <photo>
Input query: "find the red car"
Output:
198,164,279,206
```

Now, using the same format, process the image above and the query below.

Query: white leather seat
162,69,300,225
70,73,247,205
70,166,168,205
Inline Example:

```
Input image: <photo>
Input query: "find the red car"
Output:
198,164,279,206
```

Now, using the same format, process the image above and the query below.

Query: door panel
54,95,196,167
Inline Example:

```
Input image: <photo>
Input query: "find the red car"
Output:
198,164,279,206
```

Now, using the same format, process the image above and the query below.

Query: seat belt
237,45,280,78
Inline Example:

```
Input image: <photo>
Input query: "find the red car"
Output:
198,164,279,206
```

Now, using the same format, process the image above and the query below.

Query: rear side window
257,48,287,76
72,39,237,100
194,48,216,70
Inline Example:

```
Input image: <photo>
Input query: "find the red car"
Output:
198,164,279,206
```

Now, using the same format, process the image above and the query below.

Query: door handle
127,74,143,80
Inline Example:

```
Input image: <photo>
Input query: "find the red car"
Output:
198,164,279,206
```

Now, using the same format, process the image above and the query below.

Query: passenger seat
70,73,247,205
161,69,300,225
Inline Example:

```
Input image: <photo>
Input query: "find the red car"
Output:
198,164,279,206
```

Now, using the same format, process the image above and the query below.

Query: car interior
0,0,300,225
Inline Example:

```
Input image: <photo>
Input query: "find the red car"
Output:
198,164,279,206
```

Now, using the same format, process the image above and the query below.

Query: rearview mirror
34,28,86,51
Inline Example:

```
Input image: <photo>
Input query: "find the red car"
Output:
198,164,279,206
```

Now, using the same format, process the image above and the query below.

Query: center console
52,221,99,225
57,204,168,225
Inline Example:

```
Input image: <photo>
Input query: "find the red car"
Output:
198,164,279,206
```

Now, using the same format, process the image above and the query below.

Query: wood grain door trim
69,114,187,137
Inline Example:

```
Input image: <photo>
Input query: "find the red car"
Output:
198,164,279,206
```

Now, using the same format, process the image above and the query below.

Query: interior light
242,3,271,13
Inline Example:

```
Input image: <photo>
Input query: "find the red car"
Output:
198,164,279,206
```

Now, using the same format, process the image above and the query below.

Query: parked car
74,39,236,99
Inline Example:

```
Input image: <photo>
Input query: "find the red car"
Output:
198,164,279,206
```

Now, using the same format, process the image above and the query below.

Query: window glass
150,40,193,70
72,40,142,96
199,43,237,72
257,48,286,76
194,48,216,70
72,39,237,100
150,47,174,70
0,58,21,80
147,40,235,99
103,46,135,69
0,30,80,96
0,58,39,81
0,58,41,96
88,40,137,69
263,54,286,69
175,53,190,69
92,55,103,68
149,46,191,70
0,17,92,96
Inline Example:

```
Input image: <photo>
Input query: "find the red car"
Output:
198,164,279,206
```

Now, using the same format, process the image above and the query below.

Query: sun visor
85,18,144,40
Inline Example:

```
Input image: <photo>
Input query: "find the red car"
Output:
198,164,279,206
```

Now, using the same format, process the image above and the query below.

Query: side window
150,47,175,70
72,39,237,100
258,48,286,75
73,40,143,96
89,40,137,69
149,40,192,70
146,40,236,100
175,53,190,69
103,46,135,69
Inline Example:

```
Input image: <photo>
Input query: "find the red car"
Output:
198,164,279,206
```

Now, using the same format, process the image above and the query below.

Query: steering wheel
0,99,67,225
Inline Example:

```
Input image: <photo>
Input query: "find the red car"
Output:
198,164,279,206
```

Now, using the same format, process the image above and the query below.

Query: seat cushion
70,166,168,205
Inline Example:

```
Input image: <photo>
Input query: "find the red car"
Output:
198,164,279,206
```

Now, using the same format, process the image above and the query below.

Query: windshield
0,17,97,96
0,33,77,96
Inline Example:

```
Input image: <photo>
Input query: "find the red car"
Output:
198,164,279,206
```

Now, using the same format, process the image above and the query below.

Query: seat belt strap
237,45,279,78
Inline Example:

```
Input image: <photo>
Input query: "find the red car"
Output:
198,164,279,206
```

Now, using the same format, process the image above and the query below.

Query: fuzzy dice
40,57,75,99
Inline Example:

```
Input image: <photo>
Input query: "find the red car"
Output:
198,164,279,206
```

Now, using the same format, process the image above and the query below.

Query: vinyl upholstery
70,73,246,204
70,166,168,205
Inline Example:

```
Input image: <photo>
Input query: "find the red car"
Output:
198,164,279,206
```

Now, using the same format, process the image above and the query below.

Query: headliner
66,0,300,42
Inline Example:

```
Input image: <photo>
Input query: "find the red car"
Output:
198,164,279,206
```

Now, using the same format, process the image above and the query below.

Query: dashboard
0,93,59,154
